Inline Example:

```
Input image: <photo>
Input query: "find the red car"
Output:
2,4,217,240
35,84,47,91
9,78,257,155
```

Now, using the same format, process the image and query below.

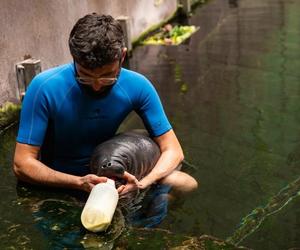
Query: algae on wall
0,102,21,134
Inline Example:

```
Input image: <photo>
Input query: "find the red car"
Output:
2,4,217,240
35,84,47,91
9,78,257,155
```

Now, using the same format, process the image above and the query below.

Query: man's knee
159,170,198,193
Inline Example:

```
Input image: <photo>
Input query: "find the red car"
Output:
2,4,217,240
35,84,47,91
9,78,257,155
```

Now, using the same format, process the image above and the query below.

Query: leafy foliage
142,25,199,45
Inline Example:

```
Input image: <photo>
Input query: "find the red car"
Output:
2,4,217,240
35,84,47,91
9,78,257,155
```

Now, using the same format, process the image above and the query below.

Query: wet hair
69,13,125,69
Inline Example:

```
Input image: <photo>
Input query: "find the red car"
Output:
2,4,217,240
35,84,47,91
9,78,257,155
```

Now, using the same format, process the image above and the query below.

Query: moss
0,102,21,133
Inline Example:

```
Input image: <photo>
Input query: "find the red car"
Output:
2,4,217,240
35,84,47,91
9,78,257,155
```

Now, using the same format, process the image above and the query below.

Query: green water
1,0,300,249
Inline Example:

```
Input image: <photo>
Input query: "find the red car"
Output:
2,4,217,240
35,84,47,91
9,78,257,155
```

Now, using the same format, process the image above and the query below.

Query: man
13,13,197,196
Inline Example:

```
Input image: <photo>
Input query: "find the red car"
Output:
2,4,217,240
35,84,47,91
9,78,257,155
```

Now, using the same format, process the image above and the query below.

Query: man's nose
91,81,102,91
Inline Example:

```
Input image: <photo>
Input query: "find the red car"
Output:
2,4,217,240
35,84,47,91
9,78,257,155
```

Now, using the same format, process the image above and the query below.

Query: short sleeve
134,77,172,137
17,77,51,146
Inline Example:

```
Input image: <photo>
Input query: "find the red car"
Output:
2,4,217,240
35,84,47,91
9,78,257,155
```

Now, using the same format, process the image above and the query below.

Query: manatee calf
90,130,162,214
90,130,160,185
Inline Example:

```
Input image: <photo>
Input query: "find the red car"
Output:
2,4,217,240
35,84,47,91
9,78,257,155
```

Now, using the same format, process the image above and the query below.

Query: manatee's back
90,130,161,180
110,131,161,180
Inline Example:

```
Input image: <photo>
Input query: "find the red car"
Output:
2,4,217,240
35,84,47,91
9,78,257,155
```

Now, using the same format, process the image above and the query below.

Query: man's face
75,59,121,97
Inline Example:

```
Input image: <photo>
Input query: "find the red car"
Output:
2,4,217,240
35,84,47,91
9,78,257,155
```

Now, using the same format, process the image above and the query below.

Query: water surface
1,0,300,249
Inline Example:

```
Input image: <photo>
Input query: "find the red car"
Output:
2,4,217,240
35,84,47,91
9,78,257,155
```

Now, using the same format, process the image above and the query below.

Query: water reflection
15,184,85,249
126,0,300,249
228,176,300,245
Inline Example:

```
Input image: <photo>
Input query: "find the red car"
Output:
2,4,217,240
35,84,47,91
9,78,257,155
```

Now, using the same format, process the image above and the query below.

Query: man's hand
117,171,139,195
79,174,107,192
137,176,155,190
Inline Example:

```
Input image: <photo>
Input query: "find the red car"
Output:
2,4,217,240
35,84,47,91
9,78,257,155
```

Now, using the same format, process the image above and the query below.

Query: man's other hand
79,174,107,192
117,171,139,195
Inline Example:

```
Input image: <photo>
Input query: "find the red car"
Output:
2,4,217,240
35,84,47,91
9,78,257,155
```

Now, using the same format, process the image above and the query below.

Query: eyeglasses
74,62,120,86
76,76,118,86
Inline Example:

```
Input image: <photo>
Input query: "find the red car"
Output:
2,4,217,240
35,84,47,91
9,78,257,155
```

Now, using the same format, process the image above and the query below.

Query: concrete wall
0,0,177,106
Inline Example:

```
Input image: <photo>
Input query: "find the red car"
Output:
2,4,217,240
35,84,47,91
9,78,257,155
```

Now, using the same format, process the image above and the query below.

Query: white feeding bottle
81,179,119,232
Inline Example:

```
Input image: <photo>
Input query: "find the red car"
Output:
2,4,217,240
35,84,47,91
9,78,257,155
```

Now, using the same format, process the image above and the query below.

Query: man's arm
138,129,184,188
13,142,107,192
138,129,198,193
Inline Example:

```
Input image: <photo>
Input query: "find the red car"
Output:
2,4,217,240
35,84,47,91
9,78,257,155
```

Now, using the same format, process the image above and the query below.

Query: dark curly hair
69,13,125,69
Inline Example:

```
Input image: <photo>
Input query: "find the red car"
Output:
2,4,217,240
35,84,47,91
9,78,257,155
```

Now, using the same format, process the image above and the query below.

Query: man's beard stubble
80,84,115,98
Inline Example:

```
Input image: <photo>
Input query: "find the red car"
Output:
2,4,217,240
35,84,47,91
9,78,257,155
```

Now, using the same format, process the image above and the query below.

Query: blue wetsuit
17,63,172,176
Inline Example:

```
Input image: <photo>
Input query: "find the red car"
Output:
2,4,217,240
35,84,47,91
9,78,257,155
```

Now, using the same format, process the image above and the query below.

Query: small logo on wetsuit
86,108,108,120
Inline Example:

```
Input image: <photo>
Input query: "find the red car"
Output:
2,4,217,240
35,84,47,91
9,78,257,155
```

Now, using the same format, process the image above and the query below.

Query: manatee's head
90,156,125,179
90,143,128,180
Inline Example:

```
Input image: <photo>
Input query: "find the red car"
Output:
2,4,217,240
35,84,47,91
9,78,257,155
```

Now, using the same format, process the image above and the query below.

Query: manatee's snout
111,164,125,178
96,161,125,179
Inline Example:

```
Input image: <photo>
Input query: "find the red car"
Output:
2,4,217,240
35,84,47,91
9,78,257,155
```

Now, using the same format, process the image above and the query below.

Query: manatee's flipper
118,187,151,219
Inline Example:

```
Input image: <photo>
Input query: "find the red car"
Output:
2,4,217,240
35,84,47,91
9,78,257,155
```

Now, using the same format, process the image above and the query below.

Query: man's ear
121,47,127,63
